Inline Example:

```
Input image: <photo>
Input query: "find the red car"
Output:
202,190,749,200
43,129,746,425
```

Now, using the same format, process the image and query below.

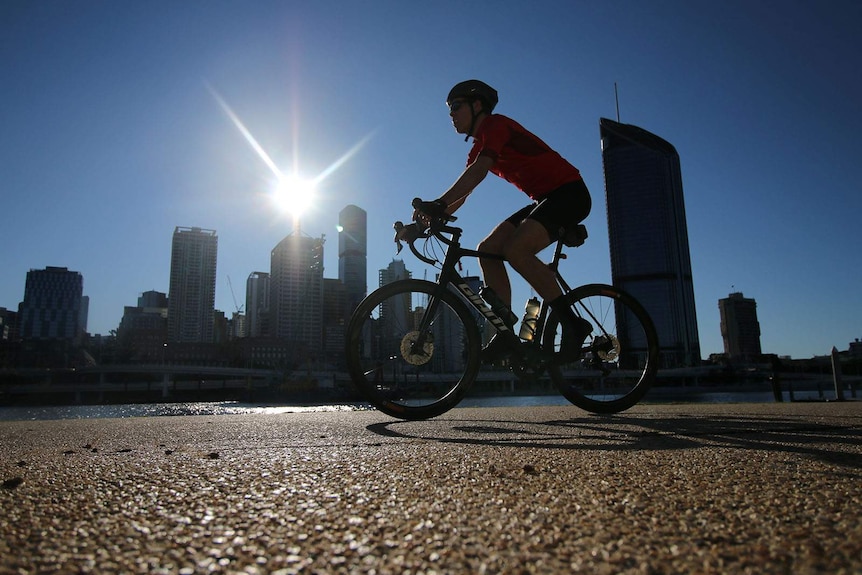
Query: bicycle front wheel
345,279,482,420
544,284,659,414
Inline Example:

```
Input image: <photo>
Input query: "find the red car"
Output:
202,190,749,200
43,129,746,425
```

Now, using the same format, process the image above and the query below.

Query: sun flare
273,174,315,217
207,83,376,224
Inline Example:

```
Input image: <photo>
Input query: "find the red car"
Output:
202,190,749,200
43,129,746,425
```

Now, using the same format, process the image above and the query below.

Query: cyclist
414,79,593,362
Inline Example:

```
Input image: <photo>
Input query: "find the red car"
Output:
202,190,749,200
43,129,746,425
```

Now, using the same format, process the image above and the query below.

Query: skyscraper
167,227,218,343
322,277,348,367
19,266,85,341
377,259,413,365
719,292,762,362
270,232,324,354
338,204,367,316
245,272,270,338
600,118,701,367
379,258,410,287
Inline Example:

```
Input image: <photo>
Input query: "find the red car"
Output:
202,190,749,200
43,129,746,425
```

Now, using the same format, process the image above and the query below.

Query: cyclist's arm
439,155,494,213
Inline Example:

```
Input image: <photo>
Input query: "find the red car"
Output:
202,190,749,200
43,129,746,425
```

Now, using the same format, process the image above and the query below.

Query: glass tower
600,118,701,367
270,232,324,352
245,272,270,338
19,266,84,341
167,227,218,343
338,204,367,317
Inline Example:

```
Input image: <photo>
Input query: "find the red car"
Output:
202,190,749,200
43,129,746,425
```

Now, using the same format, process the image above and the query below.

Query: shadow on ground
367,412,862,470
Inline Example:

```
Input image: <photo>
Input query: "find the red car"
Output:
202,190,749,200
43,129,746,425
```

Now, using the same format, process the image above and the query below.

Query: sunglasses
448,99,469,113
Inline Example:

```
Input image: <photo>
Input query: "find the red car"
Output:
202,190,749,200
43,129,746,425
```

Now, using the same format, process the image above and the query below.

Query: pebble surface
1,402,860,574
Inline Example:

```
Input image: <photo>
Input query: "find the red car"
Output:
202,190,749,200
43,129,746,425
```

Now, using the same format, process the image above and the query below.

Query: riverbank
1,375,853,411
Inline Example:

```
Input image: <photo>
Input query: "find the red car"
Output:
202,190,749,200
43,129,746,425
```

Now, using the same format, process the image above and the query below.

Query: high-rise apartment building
338,205,367,316
379,259,410,287
600,118,701,367
719,292,762,362
245,272,270,338
19,266,85,341
375,259,413,364
167,227,218,343
270,232,324,354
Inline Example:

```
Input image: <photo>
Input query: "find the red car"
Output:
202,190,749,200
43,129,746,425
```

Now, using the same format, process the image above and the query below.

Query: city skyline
2,203,845,363
2,2,860,360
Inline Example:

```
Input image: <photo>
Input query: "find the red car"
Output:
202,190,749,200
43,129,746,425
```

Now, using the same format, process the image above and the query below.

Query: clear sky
2,0,860,360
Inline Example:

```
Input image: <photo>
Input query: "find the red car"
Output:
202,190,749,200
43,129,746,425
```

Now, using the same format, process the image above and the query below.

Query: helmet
446,80,498,113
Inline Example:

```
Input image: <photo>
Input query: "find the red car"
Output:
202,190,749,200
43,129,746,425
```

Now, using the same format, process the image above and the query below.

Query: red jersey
468,114,581,200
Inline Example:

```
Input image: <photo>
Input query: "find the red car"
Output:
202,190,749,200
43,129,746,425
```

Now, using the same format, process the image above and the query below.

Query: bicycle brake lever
393,221,405,254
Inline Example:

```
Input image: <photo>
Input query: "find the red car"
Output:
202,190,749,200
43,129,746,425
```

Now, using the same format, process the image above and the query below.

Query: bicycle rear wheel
345,279,481,420
544,284,659,414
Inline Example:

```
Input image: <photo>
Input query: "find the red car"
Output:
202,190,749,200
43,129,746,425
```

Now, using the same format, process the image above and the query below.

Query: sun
207,84,375,224
272,174,316,217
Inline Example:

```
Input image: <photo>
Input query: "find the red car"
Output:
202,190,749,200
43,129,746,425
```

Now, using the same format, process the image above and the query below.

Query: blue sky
1,0,860,360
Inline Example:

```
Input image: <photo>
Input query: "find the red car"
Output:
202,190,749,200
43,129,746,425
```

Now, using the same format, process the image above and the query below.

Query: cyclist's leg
506,180,591,299
504,219,558,300
477,207,532,362
477,206,530,307
505,220,590,355
508,181,593,354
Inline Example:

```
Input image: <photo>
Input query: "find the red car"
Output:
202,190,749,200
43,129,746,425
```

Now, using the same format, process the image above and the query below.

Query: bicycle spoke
544,284,658,413
346,280,480,419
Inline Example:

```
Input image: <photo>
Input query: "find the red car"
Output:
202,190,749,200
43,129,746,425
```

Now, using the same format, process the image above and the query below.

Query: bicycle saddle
561,224,588,247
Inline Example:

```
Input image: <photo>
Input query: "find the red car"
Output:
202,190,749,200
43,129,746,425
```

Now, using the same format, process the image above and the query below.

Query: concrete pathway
1,402,860,573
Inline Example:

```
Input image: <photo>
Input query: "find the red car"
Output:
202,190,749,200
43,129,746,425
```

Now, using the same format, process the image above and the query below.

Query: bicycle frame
404,222,573,353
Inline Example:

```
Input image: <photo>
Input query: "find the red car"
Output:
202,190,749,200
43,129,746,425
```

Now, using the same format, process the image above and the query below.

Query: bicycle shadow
366,411,862,471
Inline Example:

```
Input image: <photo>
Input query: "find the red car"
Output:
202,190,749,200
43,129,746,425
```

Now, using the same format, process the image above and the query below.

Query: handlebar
393,221,438,265
393,198,464,266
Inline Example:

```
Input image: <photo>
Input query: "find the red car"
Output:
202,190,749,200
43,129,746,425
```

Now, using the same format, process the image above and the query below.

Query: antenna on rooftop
614,82,621,123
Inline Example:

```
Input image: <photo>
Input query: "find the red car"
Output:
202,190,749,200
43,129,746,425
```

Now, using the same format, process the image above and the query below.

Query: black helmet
447,80,498,113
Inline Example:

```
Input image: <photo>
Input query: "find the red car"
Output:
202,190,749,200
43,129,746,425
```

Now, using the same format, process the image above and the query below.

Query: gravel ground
1,402,861,574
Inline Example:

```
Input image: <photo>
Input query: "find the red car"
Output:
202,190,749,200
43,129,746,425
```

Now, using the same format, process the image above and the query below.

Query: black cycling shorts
505,179,592,239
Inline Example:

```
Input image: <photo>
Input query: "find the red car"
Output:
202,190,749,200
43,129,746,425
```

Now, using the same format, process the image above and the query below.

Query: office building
118,290,168,362
379,258,410,287
719,292,762,361
270,232,324,355
323,278,348,367
245,272,270,338
600,118,701,367
0,307,16,341
19,266,85,341
375,259,412,364
338,205,367,317
167,227,218,343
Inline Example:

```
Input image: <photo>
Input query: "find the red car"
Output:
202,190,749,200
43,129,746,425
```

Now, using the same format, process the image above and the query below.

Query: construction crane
227,275,244,314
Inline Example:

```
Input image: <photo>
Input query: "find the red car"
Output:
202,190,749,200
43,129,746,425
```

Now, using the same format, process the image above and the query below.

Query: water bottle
519,297,541,341
480,286,517,327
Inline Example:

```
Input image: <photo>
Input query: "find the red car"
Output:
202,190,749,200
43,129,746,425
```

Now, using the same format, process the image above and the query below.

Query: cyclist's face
448,99,472,134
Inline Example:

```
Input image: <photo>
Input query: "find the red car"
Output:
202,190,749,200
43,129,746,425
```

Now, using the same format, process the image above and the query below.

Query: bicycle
345,198,659,420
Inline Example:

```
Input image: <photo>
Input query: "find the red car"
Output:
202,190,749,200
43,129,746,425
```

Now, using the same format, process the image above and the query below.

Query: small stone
2,477,24,490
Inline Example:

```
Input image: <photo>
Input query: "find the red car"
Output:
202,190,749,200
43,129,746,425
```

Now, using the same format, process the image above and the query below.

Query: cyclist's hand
393,221,428,255
412,197,447,228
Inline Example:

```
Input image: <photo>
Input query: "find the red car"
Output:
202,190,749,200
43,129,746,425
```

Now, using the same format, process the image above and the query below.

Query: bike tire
345,279,481,420
544,284,659,414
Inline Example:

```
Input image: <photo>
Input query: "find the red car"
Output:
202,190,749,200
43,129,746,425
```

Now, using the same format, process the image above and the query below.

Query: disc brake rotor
400,331,434,366
595,334,621,361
